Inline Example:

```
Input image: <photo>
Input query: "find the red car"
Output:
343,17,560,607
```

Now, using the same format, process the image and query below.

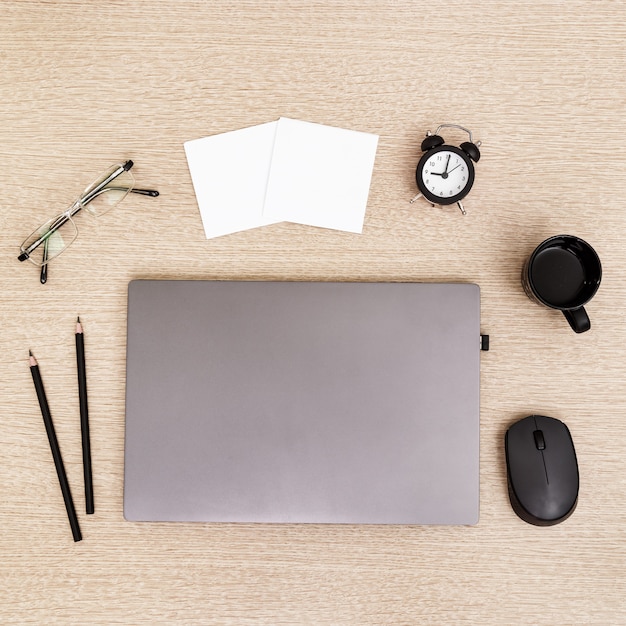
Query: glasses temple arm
40,239,49,283
85,186,159,199
130,188,159,197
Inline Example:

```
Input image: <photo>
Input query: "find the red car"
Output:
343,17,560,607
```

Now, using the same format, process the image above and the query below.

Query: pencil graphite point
29,351,37,366
76,317,83,334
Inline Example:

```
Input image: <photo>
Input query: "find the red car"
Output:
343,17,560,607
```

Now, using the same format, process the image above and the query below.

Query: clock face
416,145,475,205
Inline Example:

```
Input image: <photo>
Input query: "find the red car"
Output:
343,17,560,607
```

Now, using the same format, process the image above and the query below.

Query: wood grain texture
1,1,625,624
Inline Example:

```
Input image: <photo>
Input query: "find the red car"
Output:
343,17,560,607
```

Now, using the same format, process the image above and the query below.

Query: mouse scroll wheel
533,429,546,450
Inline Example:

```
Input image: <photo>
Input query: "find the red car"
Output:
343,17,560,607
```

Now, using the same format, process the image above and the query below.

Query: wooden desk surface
1,2,625,624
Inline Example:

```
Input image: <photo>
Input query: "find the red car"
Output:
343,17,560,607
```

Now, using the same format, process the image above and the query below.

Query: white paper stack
184,117,379,239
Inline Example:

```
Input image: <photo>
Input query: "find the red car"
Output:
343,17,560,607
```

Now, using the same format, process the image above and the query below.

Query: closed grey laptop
124,281,481,524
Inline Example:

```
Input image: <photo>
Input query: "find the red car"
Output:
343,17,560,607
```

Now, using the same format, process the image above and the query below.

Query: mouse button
533,430,546,450
541,423,579,510
534,414,565,435
507,447,546,486
538,418,576,459
542,436,578,489
542,457,579,520
507,415,536,442
505,427,548,497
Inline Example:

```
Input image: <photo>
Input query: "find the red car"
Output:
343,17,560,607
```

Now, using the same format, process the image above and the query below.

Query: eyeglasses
18,161,159,279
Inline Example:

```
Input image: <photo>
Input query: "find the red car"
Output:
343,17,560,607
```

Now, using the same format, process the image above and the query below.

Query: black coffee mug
522,235,602,333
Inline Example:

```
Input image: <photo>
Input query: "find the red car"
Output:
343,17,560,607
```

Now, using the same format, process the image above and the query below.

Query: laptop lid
124,281,480,524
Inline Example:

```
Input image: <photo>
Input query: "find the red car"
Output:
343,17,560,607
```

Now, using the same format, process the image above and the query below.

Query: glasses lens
21,214,78,266
81,164,135,216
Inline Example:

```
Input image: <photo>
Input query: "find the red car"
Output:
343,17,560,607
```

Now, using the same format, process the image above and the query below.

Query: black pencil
76,317,94,514
29,351,82,542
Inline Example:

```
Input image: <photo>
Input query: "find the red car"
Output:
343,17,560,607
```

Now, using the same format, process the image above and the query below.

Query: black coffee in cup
522,235,601,333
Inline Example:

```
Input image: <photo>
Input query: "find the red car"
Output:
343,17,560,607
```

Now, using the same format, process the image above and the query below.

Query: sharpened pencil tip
29,350,33,356
77,316,80,323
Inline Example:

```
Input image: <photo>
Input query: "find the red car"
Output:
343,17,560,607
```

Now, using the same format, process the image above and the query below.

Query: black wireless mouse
505,415,579,526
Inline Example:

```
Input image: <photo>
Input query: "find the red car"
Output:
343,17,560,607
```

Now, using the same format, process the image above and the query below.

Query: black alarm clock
410,124,481,215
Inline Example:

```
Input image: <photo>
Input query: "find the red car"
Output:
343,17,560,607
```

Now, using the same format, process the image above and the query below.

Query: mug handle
563,307,591,333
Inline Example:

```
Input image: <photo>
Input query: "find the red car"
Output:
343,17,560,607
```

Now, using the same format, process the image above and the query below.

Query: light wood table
1,2,625,624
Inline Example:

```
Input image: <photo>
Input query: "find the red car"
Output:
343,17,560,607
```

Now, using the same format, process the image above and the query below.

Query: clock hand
447,163,462,174
429,157,452,178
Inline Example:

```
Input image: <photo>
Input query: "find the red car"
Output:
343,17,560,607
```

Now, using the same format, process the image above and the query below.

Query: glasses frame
18,160,159,268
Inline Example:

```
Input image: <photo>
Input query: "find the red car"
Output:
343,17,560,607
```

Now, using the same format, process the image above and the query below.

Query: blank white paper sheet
184,117,379,239
184,121,281,239
264,118,379,233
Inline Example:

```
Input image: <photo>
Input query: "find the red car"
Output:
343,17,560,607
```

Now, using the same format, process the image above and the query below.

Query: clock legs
410,192,436,207
410,194,467,214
